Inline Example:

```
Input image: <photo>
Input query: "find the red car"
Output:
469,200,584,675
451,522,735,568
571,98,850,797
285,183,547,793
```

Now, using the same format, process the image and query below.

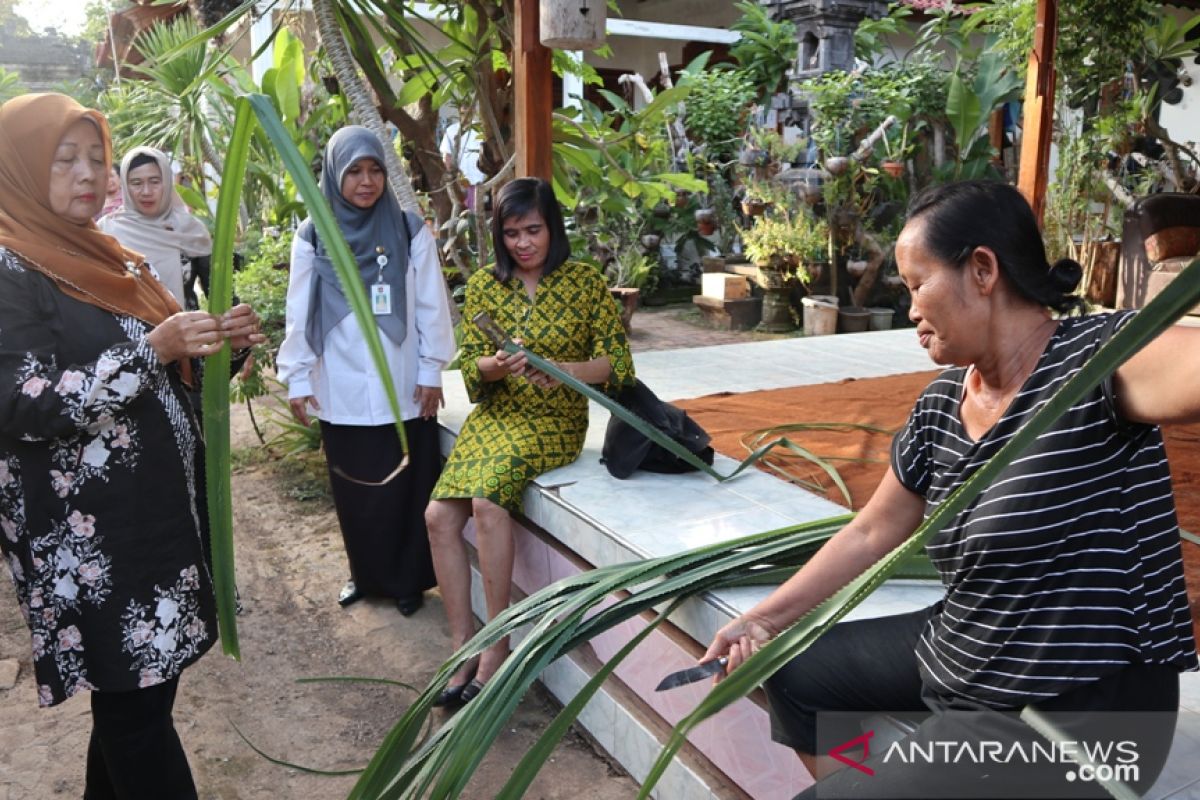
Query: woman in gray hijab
277,126,455,616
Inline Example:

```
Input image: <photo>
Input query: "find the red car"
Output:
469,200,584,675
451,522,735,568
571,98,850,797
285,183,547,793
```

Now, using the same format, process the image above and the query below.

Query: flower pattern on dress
45,415,141,499
120,565,210,687
13,343,150,437
0,248,214,708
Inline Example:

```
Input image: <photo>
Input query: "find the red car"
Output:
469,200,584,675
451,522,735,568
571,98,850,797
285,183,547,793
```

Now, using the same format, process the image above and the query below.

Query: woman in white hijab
99,147,212,307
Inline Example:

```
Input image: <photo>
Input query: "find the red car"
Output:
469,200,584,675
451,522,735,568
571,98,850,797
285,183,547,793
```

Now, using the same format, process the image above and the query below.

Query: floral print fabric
0,248,215,707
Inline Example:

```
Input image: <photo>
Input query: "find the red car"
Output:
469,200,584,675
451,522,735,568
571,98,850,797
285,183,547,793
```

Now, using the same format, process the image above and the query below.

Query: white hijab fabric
98,147,211,304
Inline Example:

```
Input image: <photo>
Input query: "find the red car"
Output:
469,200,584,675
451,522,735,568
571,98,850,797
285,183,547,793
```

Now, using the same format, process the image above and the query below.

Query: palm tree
312,0,421,212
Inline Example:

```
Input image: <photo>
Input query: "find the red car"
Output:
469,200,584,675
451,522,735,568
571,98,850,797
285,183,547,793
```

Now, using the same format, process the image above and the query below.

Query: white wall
587,0,741,81
1159,10,1200,149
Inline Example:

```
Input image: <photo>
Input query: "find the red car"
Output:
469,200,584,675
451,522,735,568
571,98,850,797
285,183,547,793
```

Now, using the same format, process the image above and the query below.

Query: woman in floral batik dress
0,93,263,798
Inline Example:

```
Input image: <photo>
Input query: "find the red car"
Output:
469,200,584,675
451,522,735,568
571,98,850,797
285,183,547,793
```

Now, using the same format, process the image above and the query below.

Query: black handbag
601,379,715,479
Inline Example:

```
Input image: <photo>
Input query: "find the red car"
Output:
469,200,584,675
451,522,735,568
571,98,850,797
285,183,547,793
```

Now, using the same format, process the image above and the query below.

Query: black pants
84,677,197,800
766,607,1180,799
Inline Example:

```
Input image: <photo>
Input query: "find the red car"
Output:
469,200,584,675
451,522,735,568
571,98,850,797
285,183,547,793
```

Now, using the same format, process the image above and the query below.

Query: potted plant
605,249,658,331
740,178,778,218
879,122,911,179
738,208,830,332
739,210,829,282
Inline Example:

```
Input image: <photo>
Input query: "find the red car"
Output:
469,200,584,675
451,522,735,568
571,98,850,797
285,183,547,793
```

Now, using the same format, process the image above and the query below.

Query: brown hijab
0,93,179,326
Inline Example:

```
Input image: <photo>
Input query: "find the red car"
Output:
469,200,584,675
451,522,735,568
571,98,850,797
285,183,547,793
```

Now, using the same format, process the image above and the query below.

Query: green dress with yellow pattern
432,260,635,512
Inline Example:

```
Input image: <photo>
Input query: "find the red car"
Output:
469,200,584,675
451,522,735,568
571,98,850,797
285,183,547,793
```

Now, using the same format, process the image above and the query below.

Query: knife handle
472,311,511,351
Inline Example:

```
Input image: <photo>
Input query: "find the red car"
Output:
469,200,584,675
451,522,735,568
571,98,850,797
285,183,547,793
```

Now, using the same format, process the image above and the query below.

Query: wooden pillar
988,107,1006,169
1017,0,1057,224
514,0,553,180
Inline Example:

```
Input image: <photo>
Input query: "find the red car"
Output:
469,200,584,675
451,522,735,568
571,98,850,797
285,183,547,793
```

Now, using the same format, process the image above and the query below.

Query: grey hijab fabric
301,125,412,355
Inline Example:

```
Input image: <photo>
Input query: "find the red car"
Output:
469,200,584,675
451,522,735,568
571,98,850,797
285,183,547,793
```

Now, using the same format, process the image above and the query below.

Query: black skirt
319,418,440,599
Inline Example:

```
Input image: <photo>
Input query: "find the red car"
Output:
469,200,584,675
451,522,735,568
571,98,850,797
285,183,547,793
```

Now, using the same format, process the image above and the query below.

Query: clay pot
609,287,640,331
881,160,905,179
796,182,822,206
741,199,767,217
824,156,850,176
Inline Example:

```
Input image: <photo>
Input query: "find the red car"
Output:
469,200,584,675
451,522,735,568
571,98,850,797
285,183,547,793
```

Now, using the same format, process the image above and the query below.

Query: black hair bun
1049,258,1083,294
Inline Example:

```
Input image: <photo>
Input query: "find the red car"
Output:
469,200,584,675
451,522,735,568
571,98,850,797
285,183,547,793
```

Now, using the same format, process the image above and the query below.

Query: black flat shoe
396,594,423,617
337,580,363,608
433,682,466,708
458,678,486,705
433,662,478,708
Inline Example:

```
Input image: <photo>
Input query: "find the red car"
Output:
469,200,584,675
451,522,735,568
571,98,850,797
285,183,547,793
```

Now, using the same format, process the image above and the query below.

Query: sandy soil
0,401,639,800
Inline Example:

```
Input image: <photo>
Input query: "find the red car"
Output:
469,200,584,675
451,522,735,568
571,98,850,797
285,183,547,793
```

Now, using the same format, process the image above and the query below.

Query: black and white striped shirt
893,312,1198,709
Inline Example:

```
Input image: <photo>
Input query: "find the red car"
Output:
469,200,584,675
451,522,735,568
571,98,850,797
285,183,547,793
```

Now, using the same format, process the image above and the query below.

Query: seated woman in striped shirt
704,181,1199,798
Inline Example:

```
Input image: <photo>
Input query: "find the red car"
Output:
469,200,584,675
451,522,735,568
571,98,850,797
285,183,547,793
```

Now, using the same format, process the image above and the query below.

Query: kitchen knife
655,657,728,692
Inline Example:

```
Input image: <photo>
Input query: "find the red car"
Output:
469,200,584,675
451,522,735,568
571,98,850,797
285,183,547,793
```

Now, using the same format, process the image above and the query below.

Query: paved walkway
627,303,801,353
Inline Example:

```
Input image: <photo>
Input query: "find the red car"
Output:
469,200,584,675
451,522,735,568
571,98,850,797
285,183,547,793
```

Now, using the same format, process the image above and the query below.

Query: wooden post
1017,0,1057,224
514,0,553,180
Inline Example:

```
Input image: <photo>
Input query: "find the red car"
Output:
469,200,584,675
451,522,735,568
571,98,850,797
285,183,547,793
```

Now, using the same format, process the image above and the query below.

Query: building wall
1159,7,1200,148
587,0,741,84
0,31,90,91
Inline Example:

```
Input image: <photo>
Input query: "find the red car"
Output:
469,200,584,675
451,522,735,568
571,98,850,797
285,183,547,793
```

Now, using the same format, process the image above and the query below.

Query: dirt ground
0,399,640,800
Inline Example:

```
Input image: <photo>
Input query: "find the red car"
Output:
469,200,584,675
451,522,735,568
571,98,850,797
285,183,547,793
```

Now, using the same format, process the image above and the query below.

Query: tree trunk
312,0,421,213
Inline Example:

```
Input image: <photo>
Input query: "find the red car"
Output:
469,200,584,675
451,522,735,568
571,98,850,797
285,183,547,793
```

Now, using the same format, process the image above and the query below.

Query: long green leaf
348,517,846,799
244,94,409,454
230,718,364,777
204,93,422,657
492,338,784,483
635,256,1200,797
496,602,682,800
202,98,254,659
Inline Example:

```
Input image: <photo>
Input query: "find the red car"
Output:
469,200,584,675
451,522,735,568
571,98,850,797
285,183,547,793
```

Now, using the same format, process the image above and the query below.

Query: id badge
371,283,392,316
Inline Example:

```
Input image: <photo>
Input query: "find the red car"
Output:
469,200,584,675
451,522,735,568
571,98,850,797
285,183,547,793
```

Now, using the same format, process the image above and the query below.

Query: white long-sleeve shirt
276,224,455,425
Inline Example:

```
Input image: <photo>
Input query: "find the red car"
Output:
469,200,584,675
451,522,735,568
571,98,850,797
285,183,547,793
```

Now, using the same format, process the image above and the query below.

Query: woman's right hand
482,339,530,382
289,396,319,427
701,613,779,680
146,311,223,365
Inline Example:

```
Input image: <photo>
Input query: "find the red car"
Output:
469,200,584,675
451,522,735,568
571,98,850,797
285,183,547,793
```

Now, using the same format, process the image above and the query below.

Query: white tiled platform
439,328,1200,799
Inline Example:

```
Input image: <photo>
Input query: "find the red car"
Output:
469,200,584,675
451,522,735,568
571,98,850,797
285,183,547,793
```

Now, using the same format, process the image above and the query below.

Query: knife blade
655,657,728,692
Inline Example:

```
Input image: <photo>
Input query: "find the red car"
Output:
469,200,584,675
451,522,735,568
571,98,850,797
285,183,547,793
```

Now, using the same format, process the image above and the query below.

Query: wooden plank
1017,0,1057,224
514,0,553,180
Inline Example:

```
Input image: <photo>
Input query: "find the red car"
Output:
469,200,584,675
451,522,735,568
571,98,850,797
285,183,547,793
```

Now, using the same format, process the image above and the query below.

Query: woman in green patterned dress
426,178,634,706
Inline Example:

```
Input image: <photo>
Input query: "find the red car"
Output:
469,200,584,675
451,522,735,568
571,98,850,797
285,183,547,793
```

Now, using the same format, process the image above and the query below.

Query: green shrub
232,229,292,402
682,70,757,163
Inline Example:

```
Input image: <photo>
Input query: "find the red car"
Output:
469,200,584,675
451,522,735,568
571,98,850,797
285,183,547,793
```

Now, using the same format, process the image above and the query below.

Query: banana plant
344,256,1200,799
945,44,1024,179
202,95,412,658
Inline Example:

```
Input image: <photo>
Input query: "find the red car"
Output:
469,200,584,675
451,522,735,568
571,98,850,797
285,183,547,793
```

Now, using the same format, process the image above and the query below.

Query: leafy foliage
679,68,757,163
554,84,707,217
799,59,946,159
738,207,829,281
231,229,292,402
0,65,24,104
1057,0,1158,108
729,1,797,105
